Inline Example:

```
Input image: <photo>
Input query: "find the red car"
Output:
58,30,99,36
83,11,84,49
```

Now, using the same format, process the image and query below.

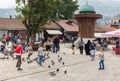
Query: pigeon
27,61,30,63
27,60,32,63
63,52,66,55
56,68,59,72
62,62,65,65
64,70,67,74
22,58,25,62
47,52,49,56
33,57,37,61
48,65,51,68
6,57,9,59
26,57,29,59
1,57,9,59
58,57,62,63
51,60,55,65
43,56,50,63
49,71,56,76
60,57,62,60
57,55,60,58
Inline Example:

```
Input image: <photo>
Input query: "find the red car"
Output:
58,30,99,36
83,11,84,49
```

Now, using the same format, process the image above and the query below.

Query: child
71,42,75,54
38,44,45,66
90,50,95,61
98,48,105,70
26,44,33,60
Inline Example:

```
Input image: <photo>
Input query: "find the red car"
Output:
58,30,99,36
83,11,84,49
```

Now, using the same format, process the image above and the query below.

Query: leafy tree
16,0,61,43
56,0,79,19
16,0,79,43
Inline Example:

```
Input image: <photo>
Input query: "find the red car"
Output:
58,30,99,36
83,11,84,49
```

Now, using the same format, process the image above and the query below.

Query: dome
79,4,96,13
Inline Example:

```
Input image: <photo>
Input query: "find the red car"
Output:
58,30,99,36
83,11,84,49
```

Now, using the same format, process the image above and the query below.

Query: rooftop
0,18,26,30
56,20,79,32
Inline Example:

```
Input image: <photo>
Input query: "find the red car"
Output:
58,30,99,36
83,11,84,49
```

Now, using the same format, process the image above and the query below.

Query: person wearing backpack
89,40,96,61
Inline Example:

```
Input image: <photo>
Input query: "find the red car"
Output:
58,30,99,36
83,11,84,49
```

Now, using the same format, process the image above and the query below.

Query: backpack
90,43,96,50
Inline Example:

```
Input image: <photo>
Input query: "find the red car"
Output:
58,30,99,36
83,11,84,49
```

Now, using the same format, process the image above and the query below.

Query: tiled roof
100,26,116,32
95,26,116,33
56,20,78,32
110,18,120,21
0,18,26,30
94,26,105,33
44,21,61,30
0,18,61,30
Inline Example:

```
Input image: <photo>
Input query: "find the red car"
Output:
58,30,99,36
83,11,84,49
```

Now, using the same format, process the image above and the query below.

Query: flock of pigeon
0,48,68,77
47,53,67,77
24,52,67,77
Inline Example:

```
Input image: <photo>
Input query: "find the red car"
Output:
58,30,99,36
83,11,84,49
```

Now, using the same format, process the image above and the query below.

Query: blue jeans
99,60,104,69
39,55,43,65
53,43,58,53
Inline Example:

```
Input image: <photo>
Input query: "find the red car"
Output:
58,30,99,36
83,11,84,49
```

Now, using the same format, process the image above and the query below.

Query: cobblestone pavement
0,43,120,81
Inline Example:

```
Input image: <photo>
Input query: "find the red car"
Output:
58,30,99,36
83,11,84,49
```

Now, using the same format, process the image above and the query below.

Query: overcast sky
0,0,16,8
0,0,120,17
0,0,120,8
78,0,120,16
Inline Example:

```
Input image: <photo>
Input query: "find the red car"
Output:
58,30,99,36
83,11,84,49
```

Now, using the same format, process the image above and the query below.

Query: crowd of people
4,33,120,71
0,34,62,70
73,38,105,70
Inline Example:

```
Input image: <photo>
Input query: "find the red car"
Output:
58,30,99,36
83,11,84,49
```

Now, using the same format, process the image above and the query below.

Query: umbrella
102,29,120,37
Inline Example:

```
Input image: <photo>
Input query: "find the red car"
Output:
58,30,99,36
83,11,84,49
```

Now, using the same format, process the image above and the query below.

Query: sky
0,0,16,9
0,0,120,12
0,0,120,19
78,0,120,16
0,0,120,15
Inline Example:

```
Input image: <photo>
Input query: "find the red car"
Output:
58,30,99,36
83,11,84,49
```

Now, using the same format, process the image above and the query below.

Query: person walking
26,44,33,60
89,40,96,61
98,48,105,70
38,44,44,66
71,42,75,54
78,38,84,55
53,35,59,53
14,41,23,70
85,40,91,55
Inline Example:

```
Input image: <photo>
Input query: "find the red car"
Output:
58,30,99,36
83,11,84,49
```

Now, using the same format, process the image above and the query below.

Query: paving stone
0,42,119,81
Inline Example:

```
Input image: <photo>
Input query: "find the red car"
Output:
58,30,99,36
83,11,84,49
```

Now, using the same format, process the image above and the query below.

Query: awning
94,33,110,38
102,29,120,37
46,30,62,35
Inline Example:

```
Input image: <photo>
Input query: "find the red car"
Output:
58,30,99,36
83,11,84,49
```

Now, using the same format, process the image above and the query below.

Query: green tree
16,0,61,43
57,0,79,19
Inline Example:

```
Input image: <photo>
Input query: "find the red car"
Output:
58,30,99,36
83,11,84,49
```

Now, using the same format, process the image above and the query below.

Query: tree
16,0,61,43
56,0,79,20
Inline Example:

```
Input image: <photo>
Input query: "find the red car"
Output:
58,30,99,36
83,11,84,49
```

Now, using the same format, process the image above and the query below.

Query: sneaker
16,66,18,67
17,68,22,70
40,64,43,67
98,68,101,70
101,68,105,70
